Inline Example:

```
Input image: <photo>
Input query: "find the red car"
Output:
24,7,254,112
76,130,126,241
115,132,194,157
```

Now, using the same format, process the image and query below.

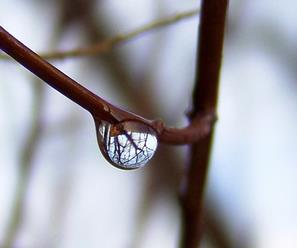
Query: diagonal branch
0,9,199,60
0,26,214,145
180,0,228,247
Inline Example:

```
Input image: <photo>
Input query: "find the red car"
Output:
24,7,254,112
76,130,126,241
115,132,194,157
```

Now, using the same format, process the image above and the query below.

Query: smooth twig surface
180,0,228,247
0,25,213,145
0,9,198,60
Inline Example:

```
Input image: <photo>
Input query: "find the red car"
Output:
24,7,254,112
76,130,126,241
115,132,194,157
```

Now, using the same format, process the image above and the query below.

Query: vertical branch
180,0,228,248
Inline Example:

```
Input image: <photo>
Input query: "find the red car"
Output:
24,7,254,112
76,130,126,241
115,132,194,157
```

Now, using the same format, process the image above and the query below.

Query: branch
0,25,213,145
0,9,199,60
180,0,228,247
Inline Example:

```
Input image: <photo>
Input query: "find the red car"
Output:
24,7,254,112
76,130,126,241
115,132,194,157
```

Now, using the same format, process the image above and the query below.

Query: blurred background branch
3,79,45,248
0,8,198,61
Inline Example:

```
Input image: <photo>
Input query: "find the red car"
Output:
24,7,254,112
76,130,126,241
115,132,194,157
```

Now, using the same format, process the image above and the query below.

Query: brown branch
0,9,199,60
180,0,228,248
0,26,213,145
158,112,216,145
0,26,114,121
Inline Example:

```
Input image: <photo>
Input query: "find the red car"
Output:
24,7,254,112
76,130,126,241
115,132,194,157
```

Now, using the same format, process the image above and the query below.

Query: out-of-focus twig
180,1,228,247
2,80,44,248
0,8,199,60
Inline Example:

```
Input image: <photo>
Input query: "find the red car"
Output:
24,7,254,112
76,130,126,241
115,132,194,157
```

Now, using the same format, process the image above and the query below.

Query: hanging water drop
96,120,158,170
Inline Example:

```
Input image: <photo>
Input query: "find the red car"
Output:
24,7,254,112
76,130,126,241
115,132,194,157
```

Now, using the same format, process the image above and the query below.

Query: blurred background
0,0,297,247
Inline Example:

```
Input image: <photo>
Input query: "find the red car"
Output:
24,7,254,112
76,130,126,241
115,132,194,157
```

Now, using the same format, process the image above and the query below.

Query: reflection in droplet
96,121,158,170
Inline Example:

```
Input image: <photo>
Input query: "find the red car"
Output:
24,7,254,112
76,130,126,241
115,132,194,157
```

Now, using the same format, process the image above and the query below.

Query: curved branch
157,112,216,145
0,25,211,145
0,9,199,60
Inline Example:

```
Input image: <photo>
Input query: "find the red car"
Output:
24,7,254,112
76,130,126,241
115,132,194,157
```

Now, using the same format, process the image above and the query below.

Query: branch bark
180,0,228,247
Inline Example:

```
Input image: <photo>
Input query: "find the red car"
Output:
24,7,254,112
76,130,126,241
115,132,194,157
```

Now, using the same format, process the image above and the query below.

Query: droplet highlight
96,121,158,170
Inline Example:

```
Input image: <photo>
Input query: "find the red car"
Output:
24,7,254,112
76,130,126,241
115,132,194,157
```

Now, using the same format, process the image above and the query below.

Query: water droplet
96,121,158,170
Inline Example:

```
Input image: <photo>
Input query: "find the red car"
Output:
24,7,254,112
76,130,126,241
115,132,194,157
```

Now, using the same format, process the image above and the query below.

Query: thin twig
0,25,214,145
0,9,199,60
180,0,228,247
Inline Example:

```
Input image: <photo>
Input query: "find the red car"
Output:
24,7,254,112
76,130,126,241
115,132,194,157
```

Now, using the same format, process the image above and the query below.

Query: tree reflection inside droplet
97,121,158,170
